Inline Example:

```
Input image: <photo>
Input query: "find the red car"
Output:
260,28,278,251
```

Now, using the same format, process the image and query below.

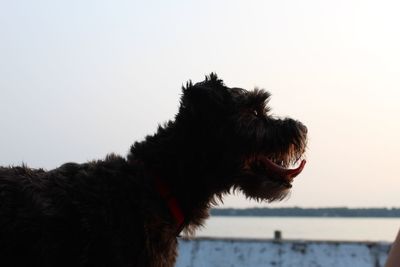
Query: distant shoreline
210,207,400,218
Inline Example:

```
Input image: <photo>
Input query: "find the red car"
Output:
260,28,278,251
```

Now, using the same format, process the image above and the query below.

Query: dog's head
177,73,307,202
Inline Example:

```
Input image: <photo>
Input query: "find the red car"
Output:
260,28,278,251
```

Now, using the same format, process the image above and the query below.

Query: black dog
0,74,307,267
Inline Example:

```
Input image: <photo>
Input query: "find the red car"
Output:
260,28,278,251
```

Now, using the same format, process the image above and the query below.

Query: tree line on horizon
210,207,400,217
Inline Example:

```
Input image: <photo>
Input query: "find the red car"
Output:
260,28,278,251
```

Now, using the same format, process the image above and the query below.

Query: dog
0,73,307,267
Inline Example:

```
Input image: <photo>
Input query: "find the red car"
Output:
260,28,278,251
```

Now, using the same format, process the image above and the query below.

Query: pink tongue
263,158,306,181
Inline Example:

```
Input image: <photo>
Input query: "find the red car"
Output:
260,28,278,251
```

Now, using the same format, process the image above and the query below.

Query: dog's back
0,155,151,267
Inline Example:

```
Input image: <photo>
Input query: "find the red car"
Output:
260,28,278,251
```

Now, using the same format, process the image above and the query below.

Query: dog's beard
234,149,306,202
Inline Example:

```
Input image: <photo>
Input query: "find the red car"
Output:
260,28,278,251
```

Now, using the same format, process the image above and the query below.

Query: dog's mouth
262,156,306,183
242,147,306,185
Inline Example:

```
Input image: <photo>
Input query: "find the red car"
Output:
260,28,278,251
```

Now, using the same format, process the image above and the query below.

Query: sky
1,0,399,208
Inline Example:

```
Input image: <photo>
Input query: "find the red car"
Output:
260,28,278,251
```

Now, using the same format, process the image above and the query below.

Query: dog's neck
130,157,230,236
153,175,185,235
128,123,233,235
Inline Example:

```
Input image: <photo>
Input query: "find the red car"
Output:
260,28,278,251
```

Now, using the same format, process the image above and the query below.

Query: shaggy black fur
0,74,307,267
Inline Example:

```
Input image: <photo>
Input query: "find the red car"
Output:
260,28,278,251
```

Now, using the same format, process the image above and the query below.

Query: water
196,216,400,242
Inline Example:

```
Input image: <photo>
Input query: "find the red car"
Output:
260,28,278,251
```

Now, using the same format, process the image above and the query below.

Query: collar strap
154,177,185,235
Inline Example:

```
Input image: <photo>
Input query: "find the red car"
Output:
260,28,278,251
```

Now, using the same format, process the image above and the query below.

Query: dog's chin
236,178,291,202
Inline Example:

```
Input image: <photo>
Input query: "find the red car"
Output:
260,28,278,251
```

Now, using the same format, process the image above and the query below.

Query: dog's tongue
263,158,306,182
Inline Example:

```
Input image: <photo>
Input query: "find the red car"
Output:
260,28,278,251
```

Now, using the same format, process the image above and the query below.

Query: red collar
154,176,185,235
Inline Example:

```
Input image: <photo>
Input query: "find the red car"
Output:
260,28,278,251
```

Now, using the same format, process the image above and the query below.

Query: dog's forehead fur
181,74,272,115
178,79,280,147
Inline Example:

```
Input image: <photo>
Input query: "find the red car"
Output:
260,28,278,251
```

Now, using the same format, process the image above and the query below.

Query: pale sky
1,0,399,208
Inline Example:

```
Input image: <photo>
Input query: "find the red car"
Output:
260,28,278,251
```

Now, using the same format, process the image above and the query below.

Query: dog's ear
179,74,231,120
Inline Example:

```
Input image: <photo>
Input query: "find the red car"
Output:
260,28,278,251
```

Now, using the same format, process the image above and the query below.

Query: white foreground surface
176,238,390,267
